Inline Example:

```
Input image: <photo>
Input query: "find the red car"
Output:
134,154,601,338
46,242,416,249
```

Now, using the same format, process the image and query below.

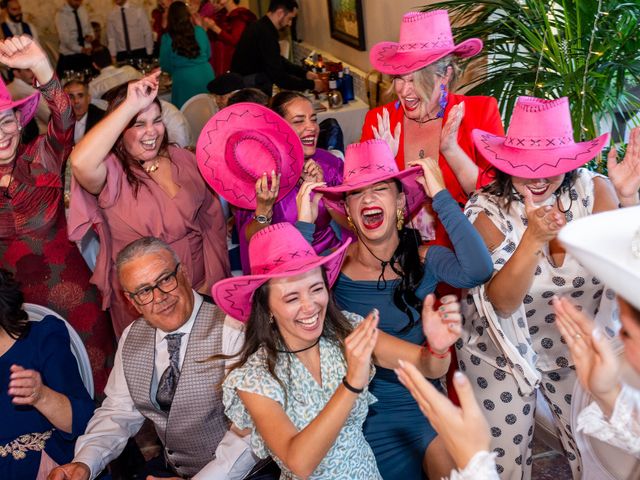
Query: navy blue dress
332,190,493,479
1,316,94,478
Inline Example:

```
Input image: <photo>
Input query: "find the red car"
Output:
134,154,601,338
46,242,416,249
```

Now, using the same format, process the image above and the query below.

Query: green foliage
424,0,640,170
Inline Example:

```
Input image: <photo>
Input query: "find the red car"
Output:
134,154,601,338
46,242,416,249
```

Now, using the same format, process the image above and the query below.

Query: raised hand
0,35,51,84
8,364,45,406
395,362,491,470
296,180,325,223
608,126,640,207
440,102,464,155
422,294,461,353
344,310,379,390
553,296,621,415
125,71,161,113
372,108,401,158
522,188,565,246
407,156,445,197
301,158,324,183
255,170,280,218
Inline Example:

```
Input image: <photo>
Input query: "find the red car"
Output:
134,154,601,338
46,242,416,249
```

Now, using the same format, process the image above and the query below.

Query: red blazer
361,93,504,246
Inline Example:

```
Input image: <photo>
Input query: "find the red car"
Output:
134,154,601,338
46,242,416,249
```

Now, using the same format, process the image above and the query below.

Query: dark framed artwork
327,0,366,51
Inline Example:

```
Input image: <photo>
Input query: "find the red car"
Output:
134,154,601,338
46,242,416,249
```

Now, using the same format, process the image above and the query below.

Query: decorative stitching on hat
516,97,566,113
396,37,454,52
403,11,443,23
504,135,574,149
227,130,282,180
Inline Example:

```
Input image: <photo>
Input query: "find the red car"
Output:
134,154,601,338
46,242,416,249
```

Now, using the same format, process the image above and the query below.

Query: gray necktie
156,332,184,411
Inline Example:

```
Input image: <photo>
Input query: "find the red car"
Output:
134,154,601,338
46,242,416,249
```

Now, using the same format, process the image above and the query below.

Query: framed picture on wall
327,0,365,51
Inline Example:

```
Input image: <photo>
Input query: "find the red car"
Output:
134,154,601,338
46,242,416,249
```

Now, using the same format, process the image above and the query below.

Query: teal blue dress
159,26,215,108
223,333,382,479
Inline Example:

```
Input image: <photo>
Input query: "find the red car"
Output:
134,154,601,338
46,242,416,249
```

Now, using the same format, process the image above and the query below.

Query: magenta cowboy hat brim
472,129,610,179
0,91,40,127
315,165,427,217
370,38,483,75
196,103,304,210
212,238,351,323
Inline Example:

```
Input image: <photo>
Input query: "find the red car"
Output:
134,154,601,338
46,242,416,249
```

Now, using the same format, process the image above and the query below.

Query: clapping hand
522,188,565,246
125,71,161,112
440,102,464,155
553,296,621,415
422,294,461,354
296,180,325,223
344,310,379,391
407,156,445,197
395,363,491,470
372,108,401,158
608,126,640,207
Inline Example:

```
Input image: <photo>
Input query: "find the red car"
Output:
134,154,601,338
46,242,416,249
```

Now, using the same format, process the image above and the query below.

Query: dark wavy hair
224,270,353,405
106,83,170,198
482,168,578,212
347,180,425,333
0,269,30,340
270,90,308,117
167,1,200,59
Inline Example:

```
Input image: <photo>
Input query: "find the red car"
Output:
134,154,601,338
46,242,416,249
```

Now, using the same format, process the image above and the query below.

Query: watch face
255,214,270,224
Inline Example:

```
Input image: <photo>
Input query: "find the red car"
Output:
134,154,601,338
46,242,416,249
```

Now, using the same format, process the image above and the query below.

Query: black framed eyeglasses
127,263,181,306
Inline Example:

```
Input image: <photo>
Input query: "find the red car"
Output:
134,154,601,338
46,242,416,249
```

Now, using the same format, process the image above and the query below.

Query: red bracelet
426,342,450,359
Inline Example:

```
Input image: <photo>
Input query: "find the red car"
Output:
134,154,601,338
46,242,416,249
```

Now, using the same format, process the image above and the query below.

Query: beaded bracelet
426,342,450,359
342,377,364,394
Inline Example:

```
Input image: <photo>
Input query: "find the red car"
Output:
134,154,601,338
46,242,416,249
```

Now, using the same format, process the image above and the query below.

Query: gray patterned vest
122,300,229,478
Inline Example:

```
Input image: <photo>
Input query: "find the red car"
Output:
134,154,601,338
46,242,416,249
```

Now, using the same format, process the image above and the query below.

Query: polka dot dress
459,169,619,480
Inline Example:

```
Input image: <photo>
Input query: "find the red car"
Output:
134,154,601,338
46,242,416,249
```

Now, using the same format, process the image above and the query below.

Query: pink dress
68,145,230,336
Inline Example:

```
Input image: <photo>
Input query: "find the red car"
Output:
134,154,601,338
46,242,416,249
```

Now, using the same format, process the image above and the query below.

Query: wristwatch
253,213,272,225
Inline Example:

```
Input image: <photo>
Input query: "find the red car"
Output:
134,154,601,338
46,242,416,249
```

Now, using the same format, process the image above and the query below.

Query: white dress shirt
160,99,194,148
88,65,142,99
73,292,257,479
3,19,39,42
106,2,153,57
55,3,94,55
73,111,88,144
7,77,50,134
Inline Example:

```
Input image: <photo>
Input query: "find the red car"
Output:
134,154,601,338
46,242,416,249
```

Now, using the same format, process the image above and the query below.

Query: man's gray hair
115,237,180,277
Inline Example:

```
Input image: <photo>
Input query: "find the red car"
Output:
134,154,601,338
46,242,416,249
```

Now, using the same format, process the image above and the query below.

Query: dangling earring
347,215,356,231
436,83,448,119
269,313,275,324
396,208,405,230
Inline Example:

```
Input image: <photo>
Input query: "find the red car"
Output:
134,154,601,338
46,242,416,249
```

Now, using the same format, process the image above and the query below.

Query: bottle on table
341,67,354,103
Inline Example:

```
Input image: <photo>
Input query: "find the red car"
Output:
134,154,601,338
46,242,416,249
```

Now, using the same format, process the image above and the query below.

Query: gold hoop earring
396,208,405,230
347,215,355,231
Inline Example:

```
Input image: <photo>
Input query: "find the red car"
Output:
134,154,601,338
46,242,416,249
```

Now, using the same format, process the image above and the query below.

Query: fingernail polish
454,371,466,384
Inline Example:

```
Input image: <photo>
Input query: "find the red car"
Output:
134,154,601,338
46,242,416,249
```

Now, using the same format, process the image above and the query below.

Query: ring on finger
574,333,582,340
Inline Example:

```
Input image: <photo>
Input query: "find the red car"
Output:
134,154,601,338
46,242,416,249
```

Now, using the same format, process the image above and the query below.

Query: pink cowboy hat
472,96,609,179
370,10,483,75
212,222,351,323
0,77,39,127
196,102,304,210
315,139,427,216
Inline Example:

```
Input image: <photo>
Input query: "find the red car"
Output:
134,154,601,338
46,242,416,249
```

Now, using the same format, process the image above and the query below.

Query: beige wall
296,0,438,73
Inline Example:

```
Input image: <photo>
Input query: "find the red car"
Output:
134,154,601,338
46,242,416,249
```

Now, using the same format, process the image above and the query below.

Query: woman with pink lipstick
232,91,344,274
68,72,230,337
297,139,493,479
362,10,504,248
213,222,463,479
457,96,635,480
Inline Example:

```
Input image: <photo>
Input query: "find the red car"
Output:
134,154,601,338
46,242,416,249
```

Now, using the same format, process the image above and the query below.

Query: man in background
230,0,323,96
55,0,94,76
106,0,153,64
0,0,38,41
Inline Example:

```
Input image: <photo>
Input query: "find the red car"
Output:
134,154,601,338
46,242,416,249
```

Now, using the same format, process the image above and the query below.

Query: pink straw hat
196,102,304,210
315,139,427,216
370,10,483,75
472,96,609,179
212,222,351,323
0,76,39,126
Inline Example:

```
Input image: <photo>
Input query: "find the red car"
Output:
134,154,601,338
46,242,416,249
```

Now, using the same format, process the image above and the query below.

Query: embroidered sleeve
577,384,640,458
448,451,499,480
37,75,74,172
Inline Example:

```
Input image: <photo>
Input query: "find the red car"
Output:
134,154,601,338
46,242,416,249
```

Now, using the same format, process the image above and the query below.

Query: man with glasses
49,237,264,480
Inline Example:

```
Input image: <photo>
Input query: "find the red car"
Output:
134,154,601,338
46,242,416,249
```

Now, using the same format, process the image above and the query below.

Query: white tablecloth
317,97,369,146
